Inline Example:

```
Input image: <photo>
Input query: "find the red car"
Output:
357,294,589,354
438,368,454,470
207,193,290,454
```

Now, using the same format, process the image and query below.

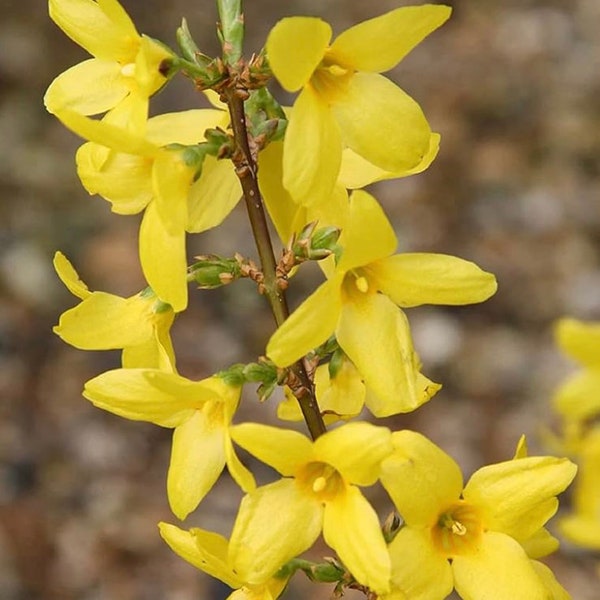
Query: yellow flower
267,190,496,413
53,251,175,369
277,351,440,422
258,133,440,245
83,371,255,520
559,426,600,550
265,5,450,206
44,0,171,126
52,106,241,311
553,318,600,422
380,431,576,600
228,422,393,594
159,523,290,600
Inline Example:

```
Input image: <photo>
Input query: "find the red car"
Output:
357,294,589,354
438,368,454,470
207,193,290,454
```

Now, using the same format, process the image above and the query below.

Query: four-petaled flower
53,251,176,370
159,523,290,600
265,5,450,206
228,422,393,595
83,371,255,520
380,430,576,600
267,189,497,415
45,0,172,129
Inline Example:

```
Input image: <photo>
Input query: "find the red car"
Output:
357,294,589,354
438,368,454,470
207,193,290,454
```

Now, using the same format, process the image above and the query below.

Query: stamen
121,63,136,77
355,276,369,293
312,476,327,493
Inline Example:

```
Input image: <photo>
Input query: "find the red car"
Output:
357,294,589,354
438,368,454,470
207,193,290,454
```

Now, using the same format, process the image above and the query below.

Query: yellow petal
44,59,127,115
386,527,453,600
463,456,577,540
49,0,138,62
367,253,497,307
452,531,550,600
146,108,227,146
323,486,391,594
337,292,429,415
152,150,192,234
230,423,313,476
224,433,256,495
53,251,91,299
521,528,559,559
553,369,600,421
380,430,463,526
76,143,153,214
276,387,304,422
168,409,226,520
315,422,392,486
337,190,397,272
53,292,153,349
283,86,341,207
530,561,571,600
134,35,170,97
555,317,600,367
266,277,343,367
338,132,440,189
82,368,207,427
329,5,451,72
314,359,365,420
53,108,157,155
229,479,323,584
187,156,242,233
266,17,331,92
559,514,600,550
139,201,188,312
158,523,242,588
258,141,304,244
331,72,430,173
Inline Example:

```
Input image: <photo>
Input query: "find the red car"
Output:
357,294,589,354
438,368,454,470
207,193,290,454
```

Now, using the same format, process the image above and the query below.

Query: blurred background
1,0,599,598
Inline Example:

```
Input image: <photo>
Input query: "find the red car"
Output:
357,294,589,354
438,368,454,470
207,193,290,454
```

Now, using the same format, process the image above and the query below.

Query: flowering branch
223,86,326,440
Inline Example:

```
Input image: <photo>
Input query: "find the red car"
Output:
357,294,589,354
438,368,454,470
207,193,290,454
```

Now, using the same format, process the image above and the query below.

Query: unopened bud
190,255,241,289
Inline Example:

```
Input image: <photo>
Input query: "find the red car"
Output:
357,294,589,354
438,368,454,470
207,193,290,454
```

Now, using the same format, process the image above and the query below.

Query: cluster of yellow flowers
551,319,600,553
46,1,579,598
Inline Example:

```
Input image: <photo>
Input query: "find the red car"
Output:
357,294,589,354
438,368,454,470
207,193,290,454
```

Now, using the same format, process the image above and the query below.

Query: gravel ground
1,0,599,598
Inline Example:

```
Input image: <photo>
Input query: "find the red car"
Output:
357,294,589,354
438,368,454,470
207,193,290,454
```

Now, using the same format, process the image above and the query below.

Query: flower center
311,60,353,103
120,62,137,78
431,501,483,557
296,461,343,501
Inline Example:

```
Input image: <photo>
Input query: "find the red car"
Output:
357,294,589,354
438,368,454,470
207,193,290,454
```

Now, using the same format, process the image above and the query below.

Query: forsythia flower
267,190,496,414
159,523,290,600
44,0,171,128
228,422,393,594
52,107,241,311
258,133,441,245
553,318,600,422
266,5,450,206
53,251,175,369
83,371,255,520
277,351,440,422
380,431,576,600
558,427,600,550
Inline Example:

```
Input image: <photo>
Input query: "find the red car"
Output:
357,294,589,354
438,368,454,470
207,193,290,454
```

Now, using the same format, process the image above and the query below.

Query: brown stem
224,88,326,439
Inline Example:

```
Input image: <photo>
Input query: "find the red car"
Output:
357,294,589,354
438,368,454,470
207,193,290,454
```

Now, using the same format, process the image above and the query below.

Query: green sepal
176,19,213,67
217,0,244,65
328,347,345,380
292,222,341,262
244,87,287,145
275,558,345,584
